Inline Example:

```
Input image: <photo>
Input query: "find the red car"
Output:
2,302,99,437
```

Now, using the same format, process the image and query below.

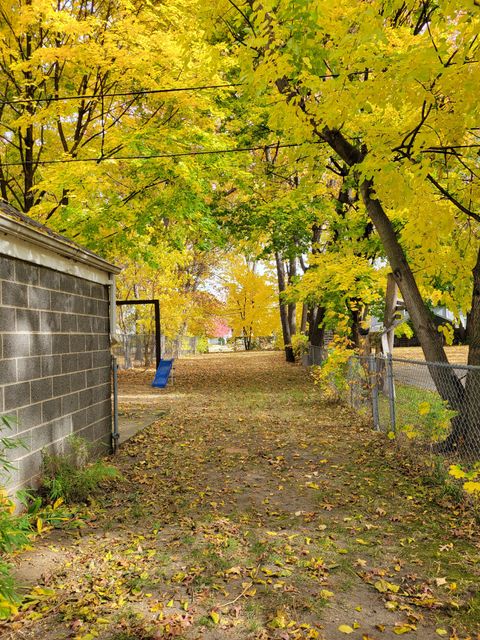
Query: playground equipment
116,298,174,388
152,358,175,388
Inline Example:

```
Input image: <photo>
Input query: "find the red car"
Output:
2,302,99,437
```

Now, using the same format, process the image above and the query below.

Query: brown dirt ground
3,352,480,640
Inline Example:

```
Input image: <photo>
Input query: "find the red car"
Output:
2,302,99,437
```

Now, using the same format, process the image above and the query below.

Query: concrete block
97,300,109,318
40,311,61,333
16,308,40,332
72,295,84,314
92,383,111,404
0,359,16,385
31,377,53,403
62,392,79,414
31,418,72,452
94,316,109,333
61,353,79,374
52,375,70,397
52,334,70,355
70,334,85,353
78,387,93,409
30,333,52,357
77,315,93,333
0,307,16,332
42,397,62,423
4,381,30,411
3,333,29,358
61,313,77,333
51,291,74,313
86,368,101,388
16,450,42,484
87,399,111,425
72,408,87,430
98,333,110,350
40,354,61,377
17,356,41,382
77,279,91,297
17,402,42,430
93,416,112,440
6,430,32,461
59,273,79,294
39,267,60,291
2,281,28,308
15,262,39,285
28,286,51,310
90,283,107,300
0,409,17,432
75,423,95,443
77,352,92,371
0,256,15,280
70,371,86,392
83,298,97,316
92,351,110,368
84,334,96,352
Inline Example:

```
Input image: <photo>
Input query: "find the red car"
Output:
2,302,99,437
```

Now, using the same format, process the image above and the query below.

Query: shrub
41,435,120,504
196,336,209,354
312,339,353,402
291,334,309,358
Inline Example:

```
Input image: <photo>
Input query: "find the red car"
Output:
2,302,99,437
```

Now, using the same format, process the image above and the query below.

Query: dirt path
4,352,480,640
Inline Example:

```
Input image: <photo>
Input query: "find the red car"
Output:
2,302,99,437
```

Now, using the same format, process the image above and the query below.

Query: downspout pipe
109,275,120,452
111,355,119,453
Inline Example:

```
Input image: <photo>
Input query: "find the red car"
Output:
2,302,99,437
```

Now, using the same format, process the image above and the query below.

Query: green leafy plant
0,416,30,614
312,339,353,402
41,435,120,504
196,336,209,354
18,491,85,533
291,334,309,359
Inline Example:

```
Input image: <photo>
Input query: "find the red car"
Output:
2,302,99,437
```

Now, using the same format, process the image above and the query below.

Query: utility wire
0,83,242,106
0,141,320,167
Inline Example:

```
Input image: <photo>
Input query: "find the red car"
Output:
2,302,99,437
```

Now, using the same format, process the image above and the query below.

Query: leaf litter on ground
3,352,480,640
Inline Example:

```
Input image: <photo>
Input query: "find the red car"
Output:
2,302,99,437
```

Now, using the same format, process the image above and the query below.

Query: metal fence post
386,353,396,433
369,355,380,431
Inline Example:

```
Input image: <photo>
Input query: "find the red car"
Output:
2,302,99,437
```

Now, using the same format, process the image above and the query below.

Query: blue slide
152,359,174,388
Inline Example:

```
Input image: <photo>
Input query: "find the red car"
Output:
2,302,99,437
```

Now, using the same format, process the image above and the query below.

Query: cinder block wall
0,254,112,491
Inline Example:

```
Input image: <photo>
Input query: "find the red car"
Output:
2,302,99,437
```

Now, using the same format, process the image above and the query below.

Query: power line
0,142,320,167
0,83,242,106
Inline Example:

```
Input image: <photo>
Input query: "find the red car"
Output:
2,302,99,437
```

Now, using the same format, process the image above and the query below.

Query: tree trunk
300,303,308,333
462,248,480,455
275,252,295,362
467,247,480,368
308,306,325,348
273,78,475,449
287,257,297,337
350,307,361,349
359,181,472,452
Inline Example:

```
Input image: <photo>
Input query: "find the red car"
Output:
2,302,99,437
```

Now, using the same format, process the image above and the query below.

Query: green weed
41,435,120,503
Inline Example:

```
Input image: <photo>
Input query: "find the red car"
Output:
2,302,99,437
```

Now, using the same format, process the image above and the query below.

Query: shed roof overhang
0,201,121,284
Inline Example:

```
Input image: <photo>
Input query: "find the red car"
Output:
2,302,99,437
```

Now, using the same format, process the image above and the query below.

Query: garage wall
0,254,112,491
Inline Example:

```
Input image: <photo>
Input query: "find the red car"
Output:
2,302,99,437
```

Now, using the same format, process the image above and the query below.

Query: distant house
0,201,121,492
370,304,466,348
208,318,232,352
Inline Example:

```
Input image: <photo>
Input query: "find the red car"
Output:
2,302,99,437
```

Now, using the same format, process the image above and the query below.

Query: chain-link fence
335,353,480,461
303,344,325,366
113,334,199,369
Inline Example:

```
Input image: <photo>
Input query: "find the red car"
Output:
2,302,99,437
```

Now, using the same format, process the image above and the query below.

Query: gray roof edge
0,201,121,275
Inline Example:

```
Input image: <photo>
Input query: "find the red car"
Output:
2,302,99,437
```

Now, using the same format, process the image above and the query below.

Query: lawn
394,346,469,365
